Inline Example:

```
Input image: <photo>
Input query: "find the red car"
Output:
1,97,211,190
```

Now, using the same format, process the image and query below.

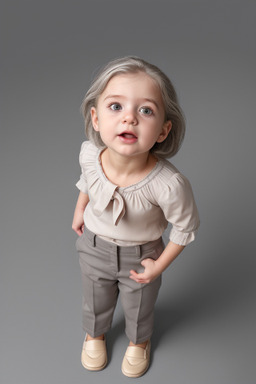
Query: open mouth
118,132,137,139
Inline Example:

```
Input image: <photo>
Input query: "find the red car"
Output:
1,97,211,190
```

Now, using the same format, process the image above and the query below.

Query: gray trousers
75,228,164,344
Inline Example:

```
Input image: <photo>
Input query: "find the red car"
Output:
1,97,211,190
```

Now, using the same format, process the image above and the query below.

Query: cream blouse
76,141,200,246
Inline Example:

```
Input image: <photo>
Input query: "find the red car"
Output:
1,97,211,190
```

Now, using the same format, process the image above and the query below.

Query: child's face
91,72,171,158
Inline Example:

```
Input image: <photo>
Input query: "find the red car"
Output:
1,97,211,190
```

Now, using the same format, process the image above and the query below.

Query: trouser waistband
84,227,163,253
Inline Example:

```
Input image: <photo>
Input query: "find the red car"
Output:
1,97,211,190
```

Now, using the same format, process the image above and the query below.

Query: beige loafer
81,336,107,371
121,341,151,378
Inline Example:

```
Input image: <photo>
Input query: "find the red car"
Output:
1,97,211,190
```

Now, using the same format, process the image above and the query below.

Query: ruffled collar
93,147,164,225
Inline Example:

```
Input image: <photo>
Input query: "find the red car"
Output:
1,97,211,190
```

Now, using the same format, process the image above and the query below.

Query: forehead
101,71,162,100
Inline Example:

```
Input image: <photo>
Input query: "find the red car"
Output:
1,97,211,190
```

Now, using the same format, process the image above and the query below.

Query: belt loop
92,234,96,247
137,245,141,258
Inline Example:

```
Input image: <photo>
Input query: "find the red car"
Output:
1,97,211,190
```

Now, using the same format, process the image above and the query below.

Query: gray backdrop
1,1,255,383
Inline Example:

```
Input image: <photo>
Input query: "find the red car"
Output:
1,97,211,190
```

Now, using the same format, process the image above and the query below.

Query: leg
76,230,120,371
117,238,164,344
117,238,164,377
119,279,161,377
79,257,119,336
119,275,162,344
76,230,119,337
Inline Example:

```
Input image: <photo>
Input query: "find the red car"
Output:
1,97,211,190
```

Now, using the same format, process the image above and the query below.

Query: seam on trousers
129,285,143,344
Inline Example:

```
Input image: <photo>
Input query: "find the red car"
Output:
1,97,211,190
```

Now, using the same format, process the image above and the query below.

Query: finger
129,274,142,282
129,271,143,280
130,270,146,278
130,269,146,279
129,270,138,278
130,275,145,284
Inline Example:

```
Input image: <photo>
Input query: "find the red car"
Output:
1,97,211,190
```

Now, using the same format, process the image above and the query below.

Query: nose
122,110,138,125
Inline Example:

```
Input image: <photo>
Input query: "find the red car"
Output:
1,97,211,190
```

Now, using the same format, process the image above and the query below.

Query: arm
72,191,90,236
129,241,185,284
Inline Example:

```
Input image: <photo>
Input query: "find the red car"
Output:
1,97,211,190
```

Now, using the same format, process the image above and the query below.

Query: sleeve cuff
76,177,88,194
169,227,198,246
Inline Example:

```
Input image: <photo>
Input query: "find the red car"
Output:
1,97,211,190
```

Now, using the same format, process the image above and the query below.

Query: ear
156,120,172,143
90,107,100,131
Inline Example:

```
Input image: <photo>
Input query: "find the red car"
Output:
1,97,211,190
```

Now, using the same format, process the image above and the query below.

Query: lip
118,131,138,144
119,130,138,138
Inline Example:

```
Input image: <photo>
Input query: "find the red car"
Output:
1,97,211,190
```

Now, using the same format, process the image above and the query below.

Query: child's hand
129,258,162,284
72,192,89,236
72,210,85,236
130,242,185,284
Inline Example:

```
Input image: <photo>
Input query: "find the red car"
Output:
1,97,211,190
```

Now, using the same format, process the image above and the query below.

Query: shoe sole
121,363,149,378
81,356,107,371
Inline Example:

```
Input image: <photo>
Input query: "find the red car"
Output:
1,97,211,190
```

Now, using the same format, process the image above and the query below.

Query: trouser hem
126,331,153,345
83,324,112,338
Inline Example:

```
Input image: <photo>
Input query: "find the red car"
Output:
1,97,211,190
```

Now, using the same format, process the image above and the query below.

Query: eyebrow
103,95,160,109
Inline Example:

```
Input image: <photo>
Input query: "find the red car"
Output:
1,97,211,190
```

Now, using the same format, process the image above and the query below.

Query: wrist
154,259,165,275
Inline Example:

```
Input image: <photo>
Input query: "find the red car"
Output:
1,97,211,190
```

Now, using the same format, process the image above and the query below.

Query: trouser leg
79,258,119,336
76,230,119,337
117,238,164,344
119,276,161,344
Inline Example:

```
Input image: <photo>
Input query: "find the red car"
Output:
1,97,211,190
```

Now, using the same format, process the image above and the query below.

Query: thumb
141,259,147,267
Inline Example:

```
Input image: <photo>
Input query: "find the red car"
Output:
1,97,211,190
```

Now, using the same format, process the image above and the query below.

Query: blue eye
140,107,153,115
110,103,122,111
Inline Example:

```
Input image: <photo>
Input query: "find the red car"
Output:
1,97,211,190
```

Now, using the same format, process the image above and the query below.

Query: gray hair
81,56,185,158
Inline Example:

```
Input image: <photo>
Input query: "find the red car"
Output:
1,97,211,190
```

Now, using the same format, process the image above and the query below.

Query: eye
110,103,122,111
139,107,153,116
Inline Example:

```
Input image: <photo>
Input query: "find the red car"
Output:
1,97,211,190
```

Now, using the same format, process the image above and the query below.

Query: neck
100,149,156,187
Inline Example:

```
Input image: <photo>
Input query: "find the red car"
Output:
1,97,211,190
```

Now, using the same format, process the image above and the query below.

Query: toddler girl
72,56,200,378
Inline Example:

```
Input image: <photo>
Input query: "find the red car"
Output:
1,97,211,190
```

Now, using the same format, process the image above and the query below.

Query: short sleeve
75,141,89,194
158,173,200,246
